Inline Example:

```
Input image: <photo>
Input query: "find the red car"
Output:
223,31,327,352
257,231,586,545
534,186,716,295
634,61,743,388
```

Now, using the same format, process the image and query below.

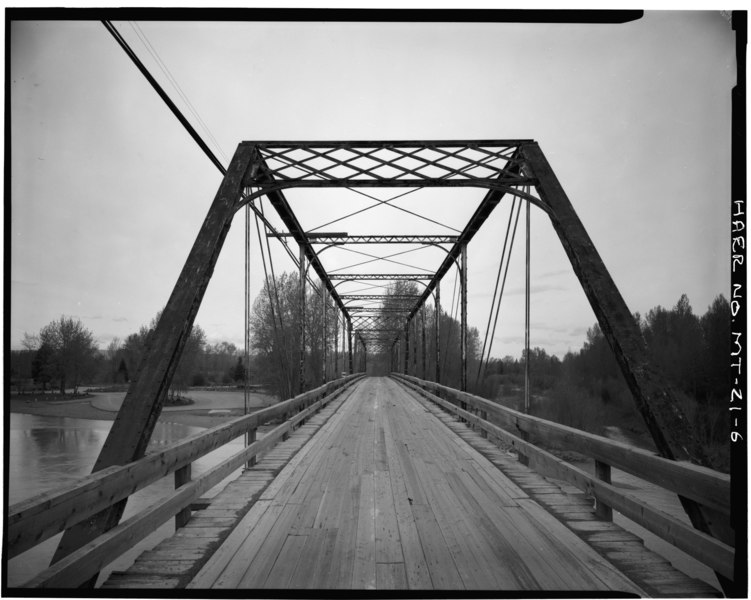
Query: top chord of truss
242,140,536,191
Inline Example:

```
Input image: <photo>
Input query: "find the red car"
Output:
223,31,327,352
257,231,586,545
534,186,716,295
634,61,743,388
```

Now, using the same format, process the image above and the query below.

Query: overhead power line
102,20,227,176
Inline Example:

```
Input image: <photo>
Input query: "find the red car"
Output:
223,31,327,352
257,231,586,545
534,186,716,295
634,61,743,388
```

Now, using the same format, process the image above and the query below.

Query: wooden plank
352,472,377,589
187,499,277,588
331,466,361,588
442,472,540,589
128,560,197,575
376,563,407,589
398,376,735,581
374,468,402,564
410,504,463,590
287,528,328,589
305,528,338,589
380,397,432,590
264,534,308,588
515,498,645,594
101,573,183,588
395,374,730,516
421,474,505,590
236,502,301,588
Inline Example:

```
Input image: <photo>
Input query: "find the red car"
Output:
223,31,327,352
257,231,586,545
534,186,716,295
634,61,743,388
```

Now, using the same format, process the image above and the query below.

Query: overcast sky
9,11,736,360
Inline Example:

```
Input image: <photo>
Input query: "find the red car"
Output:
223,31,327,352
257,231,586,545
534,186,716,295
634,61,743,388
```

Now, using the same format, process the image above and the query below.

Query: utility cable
102,21,226,176
128,21,230,166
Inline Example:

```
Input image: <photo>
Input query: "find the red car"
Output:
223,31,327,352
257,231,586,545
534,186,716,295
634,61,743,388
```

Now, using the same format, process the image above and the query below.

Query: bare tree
38,316,98,394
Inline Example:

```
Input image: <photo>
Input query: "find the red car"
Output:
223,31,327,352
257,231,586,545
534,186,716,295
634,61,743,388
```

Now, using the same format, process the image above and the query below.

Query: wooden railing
8,374,363,588
392,373,734,581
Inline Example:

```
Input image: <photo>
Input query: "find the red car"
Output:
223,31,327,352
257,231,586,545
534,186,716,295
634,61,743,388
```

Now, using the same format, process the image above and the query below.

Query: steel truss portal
71,140,730,587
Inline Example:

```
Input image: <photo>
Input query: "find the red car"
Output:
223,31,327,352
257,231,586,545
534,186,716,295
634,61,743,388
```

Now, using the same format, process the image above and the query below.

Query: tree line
477,294,731,471
12,313,246,399
12,277,732,471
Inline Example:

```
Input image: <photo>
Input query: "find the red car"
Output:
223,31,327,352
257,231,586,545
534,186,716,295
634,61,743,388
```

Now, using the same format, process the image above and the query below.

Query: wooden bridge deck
104,377,721,594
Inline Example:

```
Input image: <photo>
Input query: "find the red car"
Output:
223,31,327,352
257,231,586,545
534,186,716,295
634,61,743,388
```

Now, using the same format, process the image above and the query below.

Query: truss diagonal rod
328,245,434,274
255,158,348,317
262,151,462,234
405,149,524,321
303,147,521,234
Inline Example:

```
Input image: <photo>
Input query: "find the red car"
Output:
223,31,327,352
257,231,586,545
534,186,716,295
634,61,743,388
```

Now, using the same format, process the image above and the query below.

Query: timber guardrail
9,374,363,588
392,373,734,581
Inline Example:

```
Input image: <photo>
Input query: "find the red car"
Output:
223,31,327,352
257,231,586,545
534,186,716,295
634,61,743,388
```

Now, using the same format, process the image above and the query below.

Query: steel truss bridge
8,140,739,594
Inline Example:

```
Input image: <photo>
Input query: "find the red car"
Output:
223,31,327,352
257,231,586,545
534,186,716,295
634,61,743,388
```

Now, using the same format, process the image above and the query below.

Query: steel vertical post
299,246,306,393
435,281,441,384
412,317,417,376
460,244,468,392
524,198,531,414
322,291,327,384
404,320,410,374
347,318,353,375
333,309,338,379
421,307,426,380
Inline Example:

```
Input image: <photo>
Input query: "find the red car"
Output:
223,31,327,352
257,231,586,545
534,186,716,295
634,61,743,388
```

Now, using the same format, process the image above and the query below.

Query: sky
9,10,737,360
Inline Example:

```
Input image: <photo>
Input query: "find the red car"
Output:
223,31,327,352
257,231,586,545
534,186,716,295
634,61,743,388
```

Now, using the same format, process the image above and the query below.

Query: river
7,413,244,587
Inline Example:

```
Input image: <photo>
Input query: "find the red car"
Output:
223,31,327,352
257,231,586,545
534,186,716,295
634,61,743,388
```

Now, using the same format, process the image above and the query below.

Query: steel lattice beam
330,273,433,281
341,294,420,302
242,140,536,198
269,234,459,244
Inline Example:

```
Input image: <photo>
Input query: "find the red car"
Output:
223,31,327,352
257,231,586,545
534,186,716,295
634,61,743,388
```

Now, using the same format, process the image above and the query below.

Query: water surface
7,413,243,587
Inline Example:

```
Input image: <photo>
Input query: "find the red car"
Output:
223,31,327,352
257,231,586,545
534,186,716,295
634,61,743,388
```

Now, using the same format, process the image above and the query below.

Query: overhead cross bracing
237,140,539,386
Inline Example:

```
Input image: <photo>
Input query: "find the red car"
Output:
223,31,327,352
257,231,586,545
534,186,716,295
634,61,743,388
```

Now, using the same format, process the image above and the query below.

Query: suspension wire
475,197,520,386
524,187,531,415
483,197,523,381
128,21,230,166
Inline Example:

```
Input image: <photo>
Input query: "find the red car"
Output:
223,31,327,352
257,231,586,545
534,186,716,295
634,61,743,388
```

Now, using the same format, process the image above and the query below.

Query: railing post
174,464,192,529
51,144,255,572
594,460,613,521
246,427,257,468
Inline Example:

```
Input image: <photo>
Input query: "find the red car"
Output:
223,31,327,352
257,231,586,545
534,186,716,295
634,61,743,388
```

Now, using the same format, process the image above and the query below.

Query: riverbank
9,393,272,429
